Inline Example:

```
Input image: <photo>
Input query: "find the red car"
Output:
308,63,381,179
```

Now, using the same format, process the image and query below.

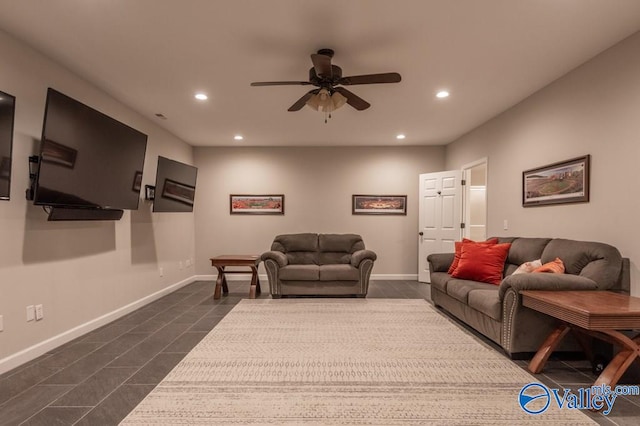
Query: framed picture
162,178,195,206
230,194,284,215
522,155,590,207
352,195,407,215
144,184,155,200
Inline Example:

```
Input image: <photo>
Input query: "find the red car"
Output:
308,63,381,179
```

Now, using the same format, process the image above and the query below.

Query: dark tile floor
0,280,638,425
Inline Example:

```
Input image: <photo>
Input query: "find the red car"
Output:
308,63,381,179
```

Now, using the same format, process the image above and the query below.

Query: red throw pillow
534,257,565,274
451,242,512,285
447,238,499,274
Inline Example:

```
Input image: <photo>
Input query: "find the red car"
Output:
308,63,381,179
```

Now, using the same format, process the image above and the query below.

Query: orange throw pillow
451,242,512,285
533,257,565,274
448,238,499,274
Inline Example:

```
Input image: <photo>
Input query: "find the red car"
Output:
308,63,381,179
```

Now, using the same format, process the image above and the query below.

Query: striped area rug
121,299,595,424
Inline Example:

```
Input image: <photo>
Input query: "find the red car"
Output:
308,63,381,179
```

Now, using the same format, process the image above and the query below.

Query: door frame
461,157,488,240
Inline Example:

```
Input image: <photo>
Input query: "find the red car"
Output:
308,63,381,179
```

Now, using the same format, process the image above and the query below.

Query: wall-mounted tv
0,90,16,200
33,88,148,215
152,156,198,212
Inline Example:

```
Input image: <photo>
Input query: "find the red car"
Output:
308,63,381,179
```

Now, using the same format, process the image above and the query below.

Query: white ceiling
1,0,640,147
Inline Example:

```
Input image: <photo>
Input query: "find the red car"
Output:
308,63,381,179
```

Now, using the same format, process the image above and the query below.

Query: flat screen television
152,156,198,212
33,88,148,212
0,90,16,200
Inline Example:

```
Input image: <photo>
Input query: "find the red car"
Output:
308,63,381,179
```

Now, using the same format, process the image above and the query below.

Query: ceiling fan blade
311,53,332,78
338,72,401,85
333,87,370,111
251,81,312,86
288,89,320,111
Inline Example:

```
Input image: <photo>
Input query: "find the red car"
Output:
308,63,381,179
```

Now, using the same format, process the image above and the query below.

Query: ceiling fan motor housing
308,65,343,86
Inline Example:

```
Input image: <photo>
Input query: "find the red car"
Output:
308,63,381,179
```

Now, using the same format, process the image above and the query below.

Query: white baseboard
194,273,419,281
0,276,197,376
371,274,419,280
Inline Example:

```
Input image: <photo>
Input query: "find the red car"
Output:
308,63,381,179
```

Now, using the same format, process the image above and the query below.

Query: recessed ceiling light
234,135,244,141
396,134,406,140
194,93,208,101
436,90,450,99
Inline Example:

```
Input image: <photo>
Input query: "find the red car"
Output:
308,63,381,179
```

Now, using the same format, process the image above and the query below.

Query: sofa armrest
427,253,455,273
498,273,598,300
351,249,377,267
261,251,288,267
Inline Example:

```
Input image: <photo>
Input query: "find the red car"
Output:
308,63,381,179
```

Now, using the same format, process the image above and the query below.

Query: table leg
249,266,259,299
528,323,571,374
214,266,226,300
593,331,640,389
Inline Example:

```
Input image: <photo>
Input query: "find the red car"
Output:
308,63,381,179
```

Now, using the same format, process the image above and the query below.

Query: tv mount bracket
25,155,39,201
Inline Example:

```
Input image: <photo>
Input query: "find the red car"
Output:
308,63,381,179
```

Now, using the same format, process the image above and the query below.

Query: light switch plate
27,305,35,322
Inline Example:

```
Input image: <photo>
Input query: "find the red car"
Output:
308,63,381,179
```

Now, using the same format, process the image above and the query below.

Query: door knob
419,232,424,236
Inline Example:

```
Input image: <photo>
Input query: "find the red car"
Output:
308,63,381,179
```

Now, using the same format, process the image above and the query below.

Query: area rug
121,299,595,425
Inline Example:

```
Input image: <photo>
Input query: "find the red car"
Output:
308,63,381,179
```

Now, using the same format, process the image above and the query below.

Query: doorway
462,159,488,241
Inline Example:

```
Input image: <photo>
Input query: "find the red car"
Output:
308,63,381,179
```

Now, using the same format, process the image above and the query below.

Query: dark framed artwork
352,195,407,215
145,184,155,200
522,155,590,207
230,194,284,215
162,178,195,206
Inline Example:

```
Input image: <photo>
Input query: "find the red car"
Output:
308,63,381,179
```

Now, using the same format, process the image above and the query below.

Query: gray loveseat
428,237,629,358
261,233,377,297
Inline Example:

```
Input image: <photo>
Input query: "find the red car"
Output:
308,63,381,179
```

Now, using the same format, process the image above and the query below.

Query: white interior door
418,170,462,282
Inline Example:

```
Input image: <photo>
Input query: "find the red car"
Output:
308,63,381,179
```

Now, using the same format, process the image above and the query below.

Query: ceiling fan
250,49,401,118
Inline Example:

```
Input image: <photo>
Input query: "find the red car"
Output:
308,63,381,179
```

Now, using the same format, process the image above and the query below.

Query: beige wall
446,32,640,295
0,31,196,370
193,146,445,276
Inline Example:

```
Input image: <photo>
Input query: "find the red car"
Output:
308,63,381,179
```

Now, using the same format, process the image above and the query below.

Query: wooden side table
210,255,261,300
521,290,640,389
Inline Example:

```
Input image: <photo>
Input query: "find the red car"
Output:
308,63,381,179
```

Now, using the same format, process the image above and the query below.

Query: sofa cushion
512,259,542,275
451,243,511,285
541,239,622,289
448,238,499,274
271,233,319,265
319,264,359,281
429,271,452,293
467,289,502,321
534,257,565,274
318,234,364,265
503,237,551,276
446,278,497,304
279,265,320,281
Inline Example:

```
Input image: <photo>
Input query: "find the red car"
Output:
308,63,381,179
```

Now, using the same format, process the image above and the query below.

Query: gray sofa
261,233,377,297
428,237,629,358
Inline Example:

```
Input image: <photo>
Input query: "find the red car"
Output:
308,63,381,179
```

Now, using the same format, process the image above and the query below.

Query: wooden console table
522,290,640,389
210,255,261,300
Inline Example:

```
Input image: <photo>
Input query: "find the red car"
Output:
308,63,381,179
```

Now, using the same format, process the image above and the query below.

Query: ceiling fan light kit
251,48,401,122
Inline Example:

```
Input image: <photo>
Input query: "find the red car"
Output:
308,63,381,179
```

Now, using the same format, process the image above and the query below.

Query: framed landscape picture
352,195,407,215
522,155,590,207
230,194,285,215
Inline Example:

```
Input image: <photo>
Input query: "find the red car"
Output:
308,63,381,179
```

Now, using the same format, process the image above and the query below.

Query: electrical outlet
159,267,164,277
27,305,35,322
185,259,191,267
35,304,44,321
0,314,4,332
503,219,508,230
179,261,184,270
